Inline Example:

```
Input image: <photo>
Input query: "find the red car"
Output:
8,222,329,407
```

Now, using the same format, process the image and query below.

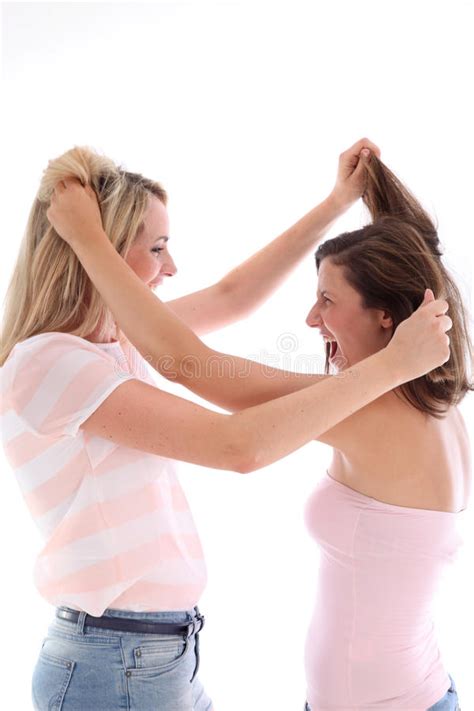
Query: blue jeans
32,606,214,711
304,674,461,710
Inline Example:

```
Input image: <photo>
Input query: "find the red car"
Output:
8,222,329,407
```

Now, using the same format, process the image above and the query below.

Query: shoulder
3,332,135,439
12,331,106,353
316,389,408,453
5,332,116,368
3,331,124,395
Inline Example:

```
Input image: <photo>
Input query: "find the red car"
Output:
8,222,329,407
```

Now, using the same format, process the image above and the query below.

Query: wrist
69,228,111,255
325,191,353,215
380,342,406,388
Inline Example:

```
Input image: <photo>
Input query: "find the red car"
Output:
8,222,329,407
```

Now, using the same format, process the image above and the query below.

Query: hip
304,674,461,710
31,605,213,711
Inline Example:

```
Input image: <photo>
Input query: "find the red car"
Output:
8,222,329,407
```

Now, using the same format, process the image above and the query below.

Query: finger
360,140,381,158
423,298,449,315
422,288,435,303
349,152,370,183
343,137,381,159
434,298,449,314
440,315,453,332
53,179,68,193
63,177,83,189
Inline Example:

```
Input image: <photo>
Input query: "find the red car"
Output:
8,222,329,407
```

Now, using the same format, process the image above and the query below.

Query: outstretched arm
58,212,330,410
164,195,343,335
164,137,381,334
47,179,452,436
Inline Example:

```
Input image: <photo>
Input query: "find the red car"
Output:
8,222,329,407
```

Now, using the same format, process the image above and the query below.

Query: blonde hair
0,146,167,366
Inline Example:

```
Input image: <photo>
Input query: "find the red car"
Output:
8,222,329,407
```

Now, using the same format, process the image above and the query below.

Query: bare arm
81,329,447,475
46,180,451,431
165,194,346,335
164,349,330,410
164,138,381,335
57,223,450,448
81,348,401,474
70,228,327,409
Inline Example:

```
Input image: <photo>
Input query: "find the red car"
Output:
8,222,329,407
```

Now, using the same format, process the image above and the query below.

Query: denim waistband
56,605,200,625
99,606,200,623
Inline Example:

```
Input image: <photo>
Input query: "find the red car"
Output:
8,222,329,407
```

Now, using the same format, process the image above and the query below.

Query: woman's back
327,391,471,514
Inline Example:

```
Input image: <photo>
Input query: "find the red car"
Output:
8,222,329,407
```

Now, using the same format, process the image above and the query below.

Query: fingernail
361,149,370,157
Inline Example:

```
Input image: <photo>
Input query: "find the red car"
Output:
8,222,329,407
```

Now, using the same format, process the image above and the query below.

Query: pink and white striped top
0,332,207,617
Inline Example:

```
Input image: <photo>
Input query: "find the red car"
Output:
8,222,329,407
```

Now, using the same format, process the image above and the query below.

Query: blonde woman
1,140,451,711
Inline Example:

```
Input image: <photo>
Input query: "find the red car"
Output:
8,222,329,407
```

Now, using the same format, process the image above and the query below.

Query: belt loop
76,611,87,636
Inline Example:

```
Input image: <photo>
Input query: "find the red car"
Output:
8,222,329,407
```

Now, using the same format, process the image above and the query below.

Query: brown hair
0,146,167,366
315,155,473,418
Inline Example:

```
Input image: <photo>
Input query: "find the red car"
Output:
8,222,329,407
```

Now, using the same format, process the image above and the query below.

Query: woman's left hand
46,177,104,247
329,137,381,211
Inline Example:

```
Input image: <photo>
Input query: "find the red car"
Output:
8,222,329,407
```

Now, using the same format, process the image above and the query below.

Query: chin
329,347,350,373
338,348,378,370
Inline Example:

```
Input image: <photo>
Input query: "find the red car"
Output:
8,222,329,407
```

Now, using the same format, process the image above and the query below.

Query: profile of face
86,195,177,344
305,258,394,370
125,195,177,289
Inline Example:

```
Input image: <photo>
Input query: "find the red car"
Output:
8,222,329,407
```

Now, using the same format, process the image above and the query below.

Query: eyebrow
154,236,169,243
318,288,334,297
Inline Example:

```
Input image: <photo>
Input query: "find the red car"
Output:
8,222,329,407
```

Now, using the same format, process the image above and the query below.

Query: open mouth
324,338,339,360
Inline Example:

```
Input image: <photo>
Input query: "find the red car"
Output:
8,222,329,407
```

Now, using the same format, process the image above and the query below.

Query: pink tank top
304,470,466,711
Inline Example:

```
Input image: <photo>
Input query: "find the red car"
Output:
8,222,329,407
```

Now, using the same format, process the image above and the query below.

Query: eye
322,296,331,304
151,247,164,256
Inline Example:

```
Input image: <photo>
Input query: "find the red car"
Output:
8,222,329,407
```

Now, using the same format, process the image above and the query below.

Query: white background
1,2,473,710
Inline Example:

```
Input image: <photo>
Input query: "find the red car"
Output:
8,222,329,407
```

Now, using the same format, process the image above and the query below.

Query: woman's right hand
46,177,104,247
388,289,451,381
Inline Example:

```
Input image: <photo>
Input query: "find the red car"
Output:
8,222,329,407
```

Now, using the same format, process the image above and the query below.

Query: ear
379,310,394,329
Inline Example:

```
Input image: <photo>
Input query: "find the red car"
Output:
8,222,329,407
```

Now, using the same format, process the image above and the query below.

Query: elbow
223,447,258,475
218,278,252,323
227,433,266,475
238,450,267,474
234,457,257,475
221,422,262,474
220,417,263,474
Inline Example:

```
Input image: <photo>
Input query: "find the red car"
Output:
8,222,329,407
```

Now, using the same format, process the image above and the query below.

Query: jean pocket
132,635,189,673
31,642,75,711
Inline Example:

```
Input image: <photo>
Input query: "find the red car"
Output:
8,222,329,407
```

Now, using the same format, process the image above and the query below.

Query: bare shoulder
451,405,471,444
315,388,403,453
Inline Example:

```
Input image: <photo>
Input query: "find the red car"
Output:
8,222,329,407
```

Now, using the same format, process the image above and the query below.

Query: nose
162,255,177,278
306,302,322,328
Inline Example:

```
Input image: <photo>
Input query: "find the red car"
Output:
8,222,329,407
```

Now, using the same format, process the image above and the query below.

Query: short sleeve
9,333,138,438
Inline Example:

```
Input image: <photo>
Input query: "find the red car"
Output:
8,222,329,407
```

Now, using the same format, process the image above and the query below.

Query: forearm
72,231,209,371
71,230,328,400
227,347,402,472
219,193,347,318
174,350,329,410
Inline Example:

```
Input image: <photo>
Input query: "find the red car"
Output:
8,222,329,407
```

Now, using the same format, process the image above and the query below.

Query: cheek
126,251,160,282
329,310,361,342
324,309,345,334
